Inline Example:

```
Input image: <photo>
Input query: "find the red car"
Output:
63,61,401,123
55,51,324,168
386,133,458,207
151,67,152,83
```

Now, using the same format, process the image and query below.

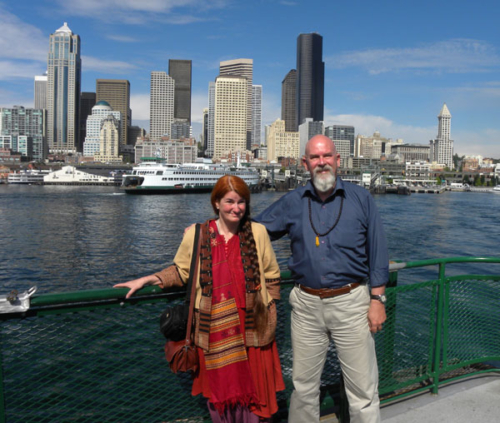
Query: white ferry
122,158,260,194
8,169,50,184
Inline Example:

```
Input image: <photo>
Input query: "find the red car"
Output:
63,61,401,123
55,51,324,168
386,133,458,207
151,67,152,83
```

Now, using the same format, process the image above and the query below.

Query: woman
114,175,284,422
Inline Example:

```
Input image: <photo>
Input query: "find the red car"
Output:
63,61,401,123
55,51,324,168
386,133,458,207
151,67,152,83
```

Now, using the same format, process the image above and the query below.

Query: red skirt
192,339,285,419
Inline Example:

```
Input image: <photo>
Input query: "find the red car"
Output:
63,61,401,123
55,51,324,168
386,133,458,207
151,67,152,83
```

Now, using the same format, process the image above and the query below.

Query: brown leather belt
298,282,361,299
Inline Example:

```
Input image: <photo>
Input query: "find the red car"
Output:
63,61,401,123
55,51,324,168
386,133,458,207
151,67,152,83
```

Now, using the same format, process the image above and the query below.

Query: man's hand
367,299,386,333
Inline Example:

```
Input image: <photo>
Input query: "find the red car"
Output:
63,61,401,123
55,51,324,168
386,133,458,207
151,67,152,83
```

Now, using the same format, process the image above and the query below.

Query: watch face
372,294,387,304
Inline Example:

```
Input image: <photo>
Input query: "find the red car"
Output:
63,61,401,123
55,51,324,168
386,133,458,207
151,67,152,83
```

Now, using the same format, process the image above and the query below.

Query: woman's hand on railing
113,275,161,299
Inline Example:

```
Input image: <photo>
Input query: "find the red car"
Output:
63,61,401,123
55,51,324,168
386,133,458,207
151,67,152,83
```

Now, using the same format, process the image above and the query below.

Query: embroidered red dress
191,221,285,420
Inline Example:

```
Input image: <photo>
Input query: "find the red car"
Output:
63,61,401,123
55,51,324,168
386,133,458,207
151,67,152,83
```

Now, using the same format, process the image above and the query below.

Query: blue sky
1,0,499,157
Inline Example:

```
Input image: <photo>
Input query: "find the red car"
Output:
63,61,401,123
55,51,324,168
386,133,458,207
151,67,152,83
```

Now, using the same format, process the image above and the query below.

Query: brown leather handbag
164,224,201,374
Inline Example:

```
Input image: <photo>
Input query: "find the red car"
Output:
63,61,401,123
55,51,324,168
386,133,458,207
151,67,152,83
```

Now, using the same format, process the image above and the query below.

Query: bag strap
184,223,201,344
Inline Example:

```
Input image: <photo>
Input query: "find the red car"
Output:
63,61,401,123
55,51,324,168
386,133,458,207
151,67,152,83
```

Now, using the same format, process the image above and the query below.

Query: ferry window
156,171,163,175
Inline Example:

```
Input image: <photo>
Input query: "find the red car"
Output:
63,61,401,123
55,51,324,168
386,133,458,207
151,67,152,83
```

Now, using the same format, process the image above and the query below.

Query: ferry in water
122,157,260,194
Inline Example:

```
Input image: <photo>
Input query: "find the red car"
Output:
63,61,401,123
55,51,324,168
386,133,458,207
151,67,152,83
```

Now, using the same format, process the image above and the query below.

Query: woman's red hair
211,175,251,219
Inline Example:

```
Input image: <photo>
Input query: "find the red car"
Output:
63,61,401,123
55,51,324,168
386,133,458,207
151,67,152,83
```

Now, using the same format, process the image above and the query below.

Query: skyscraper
150,71,175,141
34,73,48,110
96,79,131,146
219,59,253,149
202,108,209,152
251,85,262,146
296,33,324,128
207,81,216,158
168,60,192,123
214,75,247,160
430,103,454,169
46,22,81,153
281,69,297,131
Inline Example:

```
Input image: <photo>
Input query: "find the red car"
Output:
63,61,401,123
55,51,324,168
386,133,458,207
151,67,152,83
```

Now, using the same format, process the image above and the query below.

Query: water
1,184,500,294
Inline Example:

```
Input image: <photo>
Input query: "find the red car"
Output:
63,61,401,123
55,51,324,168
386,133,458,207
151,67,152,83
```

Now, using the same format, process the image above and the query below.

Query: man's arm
365,194,389,333
254,195,289,241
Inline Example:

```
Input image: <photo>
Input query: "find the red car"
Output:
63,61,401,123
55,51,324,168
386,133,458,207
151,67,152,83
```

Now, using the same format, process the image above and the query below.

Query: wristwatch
370,294,387,304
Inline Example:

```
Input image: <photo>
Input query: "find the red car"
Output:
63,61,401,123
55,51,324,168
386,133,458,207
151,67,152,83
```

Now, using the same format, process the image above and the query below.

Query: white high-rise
150,71,175,141
251,85,262,146
214,75,247,160
47,22,81,153
34,72,48,110
219,59,253,149
430,103,454,169
206,81,216,158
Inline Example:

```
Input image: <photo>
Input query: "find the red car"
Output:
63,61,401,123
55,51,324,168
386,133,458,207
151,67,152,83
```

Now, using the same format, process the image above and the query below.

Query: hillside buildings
46,23,81,154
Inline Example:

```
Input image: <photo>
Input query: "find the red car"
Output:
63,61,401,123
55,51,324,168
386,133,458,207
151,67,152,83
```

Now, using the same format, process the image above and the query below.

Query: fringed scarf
203,220,257,413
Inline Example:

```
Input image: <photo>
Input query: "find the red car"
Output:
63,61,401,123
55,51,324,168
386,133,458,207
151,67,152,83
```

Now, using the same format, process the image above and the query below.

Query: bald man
255,135,388,423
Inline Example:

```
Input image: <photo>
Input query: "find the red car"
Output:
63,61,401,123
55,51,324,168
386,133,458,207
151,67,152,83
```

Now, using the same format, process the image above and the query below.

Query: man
255,135,388,423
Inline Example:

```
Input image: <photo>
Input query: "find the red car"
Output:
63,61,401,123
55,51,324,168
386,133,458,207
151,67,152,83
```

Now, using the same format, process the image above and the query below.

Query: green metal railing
1,257,499,422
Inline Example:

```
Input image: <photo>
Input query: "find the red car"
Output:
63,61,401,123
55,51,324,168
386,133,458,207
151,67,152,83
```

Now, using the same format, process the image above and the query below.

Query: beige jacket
155,221,281,349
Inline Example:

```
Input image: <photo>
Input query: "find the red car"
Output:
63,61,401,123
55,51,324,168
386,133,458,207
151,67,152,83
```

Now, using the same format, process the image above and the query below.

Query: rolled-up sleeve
365,195,389,287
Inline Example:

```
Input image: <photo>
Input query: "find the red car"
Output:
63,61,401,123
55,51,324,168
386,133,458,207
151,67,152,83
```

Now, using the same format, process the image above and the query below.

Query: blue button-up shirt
255,178,389,289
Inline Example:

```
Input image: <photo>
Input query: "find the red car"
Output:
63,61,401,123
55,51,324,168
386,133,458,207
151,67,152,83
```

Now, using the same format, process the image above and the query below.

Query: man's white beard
312,166,336,193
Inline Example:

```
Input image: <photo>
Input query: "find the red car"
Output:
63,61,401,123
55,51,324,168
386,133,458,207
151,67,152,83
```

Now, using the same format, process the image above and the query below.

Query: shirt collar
303,177,345,201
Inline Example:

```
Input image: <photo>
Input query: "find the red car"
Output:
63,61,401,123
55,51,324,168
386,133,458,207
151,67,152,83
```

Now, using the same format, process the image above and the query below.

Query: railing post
431,262,446,394
380,267,399,385
0,337,5,423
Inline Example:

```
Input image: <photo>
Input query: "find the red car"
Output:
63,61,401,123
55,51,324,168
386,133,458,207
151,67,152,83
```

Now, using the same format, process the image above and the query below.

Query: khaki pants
288,284,380,423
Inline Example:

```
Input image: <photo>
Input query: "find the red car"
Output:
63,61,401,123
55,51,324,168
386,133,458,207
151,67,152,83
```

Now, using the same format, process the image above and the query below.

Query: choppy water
1,185,499,293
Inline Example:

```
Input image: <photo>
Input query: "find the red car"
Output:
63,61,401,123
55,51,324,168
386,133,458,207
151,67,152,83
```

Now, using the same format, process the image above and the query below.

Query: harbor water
1,184,500,293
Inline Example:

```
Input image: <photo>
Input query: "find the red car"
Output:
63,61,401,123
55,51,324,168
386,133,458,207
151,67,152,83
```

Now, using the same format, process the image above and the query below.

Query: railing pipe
431,262,447,394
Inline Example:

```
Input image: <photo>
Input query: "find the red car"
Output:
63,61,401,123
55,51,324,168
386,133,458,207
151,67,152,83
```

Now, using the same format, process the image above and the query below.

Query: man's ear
302,156,309,171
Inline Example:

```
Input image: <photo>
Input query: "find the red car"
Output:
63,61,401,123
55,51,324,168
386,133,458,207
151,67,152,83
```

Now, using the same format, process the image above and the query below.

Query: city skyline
0,1,499,157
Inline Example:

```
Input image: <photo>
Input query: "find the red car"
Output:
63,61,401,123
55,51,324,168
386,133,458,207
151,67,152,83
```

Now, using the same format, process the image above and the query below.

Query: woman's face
216,190,246,225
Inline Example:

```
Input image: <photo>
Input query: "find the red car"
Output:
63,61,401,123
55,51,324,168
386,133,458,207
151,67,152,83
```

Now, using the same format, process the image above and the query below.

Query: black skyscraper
296,33,324,129
281,69,297,132
169,59,192,123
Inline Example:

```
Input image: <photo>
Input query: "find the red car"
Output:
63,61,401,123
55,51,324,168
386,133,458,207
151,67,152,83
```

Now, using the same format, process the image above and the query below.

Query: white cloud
0,5,47,62
82,56,138,73
105,35,139,43
130,93,150,120
0,61,45,81
453,128,500,158
327,39,500,75
54,0,228,24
